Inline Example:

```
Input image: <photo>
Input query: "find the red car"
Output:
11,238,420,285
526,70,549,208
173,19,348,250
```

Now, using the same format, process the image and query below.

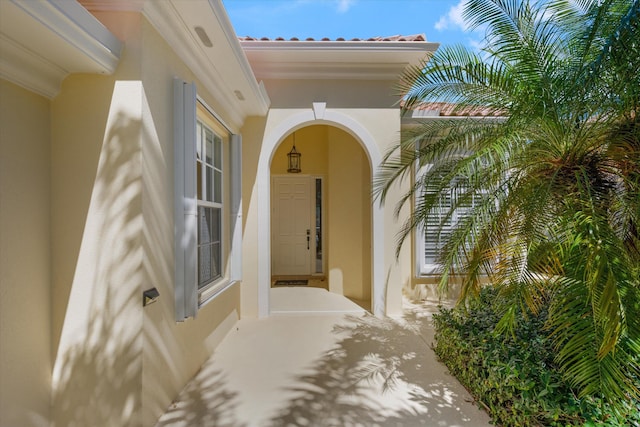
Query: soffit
240,38,439,80
136,0,270,129
0,0,121,99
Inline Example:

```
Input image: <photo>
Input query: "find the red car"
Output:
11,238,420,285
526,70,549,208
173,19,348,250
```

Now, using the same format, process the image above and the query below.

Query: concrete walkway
155,289,492,427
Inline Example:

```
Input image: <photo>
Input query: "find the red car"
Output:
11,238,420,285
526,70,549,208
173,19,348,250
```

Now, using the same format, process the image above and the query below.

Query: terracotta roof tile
411,102,505,117
238,34,427,42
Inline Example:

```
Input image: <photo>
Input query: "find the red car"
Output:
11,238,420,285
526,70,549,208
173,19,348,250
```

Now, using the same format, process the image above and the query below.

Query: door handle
306,229,310,250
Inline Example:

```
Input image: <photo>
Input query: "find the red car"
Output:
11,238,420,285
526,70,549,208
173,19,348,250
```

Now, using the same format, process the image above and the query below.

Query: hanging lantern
287,132,301,173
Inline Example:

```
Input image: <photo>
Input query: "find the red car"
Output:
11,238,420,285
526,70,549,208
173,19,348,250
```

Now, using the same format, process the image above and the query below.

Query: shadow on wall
266,312,479,427
51,107,144,426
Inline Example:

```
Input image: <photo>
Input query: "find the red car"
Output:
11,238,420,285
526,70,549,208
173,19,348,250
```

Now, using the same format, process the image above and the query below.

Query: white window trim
229,133,242,282
174,78,242,321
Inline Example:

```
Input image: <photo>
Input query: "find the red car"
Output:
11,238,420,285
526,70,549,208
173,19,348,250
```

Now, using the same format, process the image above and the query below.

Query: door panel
273,176,311,275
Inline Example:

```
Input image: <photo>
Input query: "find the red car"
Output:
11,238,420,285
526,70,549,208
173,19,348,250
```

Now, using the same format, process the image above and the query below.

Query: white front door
272,176,312,275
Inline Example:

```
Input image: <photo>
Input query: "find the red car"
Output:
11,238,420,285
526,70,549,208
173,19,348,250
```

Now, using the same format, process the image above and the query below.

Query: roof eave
240,39,440,52
241,40,439,81
141,0,270,130
0,0,122,99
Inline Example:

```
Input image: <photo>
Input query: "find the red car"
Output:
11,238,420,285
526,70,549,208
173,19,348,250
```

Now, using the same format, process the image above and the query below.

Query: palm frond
376,0,640,411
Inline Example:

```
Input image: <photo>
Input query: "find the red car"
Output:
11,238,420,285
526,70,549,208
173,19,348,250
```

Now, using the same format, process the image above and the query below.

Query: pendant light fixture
287,132,301,173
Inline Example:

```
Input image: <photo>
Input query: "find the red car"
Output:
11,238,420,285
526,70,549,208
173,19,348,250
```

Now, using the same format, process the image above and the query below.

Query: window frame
174,79,242,321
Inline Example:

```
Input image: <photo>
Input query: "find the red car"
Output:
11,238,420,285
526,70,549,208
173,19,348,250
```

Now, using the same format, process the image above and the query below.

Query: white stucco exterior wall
327,126,371,301
48,12,242,427
138,17,242,425
0,79,52,427
51,75,146,427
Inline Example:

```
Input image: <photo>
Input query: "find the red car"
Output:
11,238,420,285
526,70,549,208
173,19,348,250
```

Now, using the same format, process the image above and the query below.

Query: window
196,119,223,289
174,79,242,321
416,164,480,276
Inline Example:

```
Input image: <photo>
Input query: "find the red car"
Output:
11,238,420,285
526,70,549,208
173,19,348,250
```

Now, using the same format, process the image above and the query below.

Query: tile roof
410,102,505,117
238,34,427,42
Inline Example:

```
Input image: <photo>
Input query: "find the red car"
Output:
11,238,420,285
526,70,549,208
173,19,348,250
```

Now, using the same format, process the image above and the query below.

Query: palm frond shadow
268,311,484,427
156,368,246,427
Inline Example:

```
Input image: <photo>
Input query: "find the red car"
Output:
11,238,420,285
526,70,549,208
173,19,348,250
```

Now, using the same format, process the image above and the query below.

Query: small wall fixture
143,288,160,307
287,132,302,173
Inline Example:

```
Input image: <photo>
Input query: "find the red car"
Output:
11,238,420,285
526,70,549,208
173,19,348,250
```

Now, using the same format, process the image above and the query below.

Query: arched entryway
256,107,385,317
270,125,372,311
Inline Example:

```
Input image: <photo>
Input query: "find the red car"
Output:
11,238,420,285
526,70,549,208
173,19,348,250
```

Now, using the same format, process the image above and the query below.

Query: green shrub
432,287,640,427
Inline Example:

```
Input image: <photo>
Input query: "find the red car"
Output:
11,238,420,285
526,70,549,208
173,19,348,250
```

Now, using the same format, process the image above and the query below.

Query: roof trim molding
77,0,145,12
240,39,439,52
240,38,439,81
0,34,67,98
207,0,271,111
0,0,122,98
12,0,122,69
142,0,269,129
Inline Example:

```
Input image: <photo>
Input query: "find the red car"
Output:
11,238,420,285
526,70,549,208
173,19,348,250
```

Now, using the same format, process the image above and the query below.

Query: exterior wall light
287,132,302,173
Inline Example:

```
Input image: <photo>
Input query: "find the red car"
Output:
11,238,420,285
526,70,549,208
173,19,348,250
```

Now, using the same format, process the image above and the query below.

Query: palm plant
376,0,639,412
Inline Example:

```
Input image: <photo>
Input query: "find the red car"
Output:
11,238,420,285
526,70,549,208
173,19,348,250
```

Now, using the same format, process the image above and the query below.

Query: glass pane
214,170,222,203
442,194,453,227
196,123,202,161
212,208,221,241
198,245,213,286
212,208,221,280
206,166,213,202
197,206,222,288
205,129,214,165
197,161,203,200
423,170,452,265
198,207,212,244
214,135,222,169
422,168,478,267
315,178,323,273
212,242,220,278
425,215,443,265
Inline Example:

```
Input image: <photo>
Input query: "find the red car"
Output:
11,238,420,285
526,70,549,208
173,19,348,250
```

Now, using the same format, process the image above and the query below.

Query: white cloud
335,0,355,13
434,0,468,31
468,37,484,51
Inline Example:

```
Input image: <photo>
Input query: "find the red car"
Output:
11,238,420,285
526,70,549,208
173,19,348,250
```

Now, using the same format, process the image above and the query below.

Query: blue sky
223,0,483,49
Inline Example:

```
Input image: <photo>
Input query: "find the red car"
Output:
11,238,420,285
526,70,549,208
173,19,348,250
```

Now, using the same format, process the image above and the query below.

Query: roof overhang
138,0,270,128
0,0,122,98
240,39,440,80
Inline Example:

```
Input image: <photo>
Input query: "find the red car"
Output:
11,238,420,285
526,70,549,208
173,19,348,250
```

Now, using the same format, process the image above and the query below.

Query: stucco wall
238,116,266,318
0,79,52,427
241,106,410,317
271,125,329,175
138,16,241,426
262,79,400,109
48,12,241,427
327,126,371,301
51,73,145,427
